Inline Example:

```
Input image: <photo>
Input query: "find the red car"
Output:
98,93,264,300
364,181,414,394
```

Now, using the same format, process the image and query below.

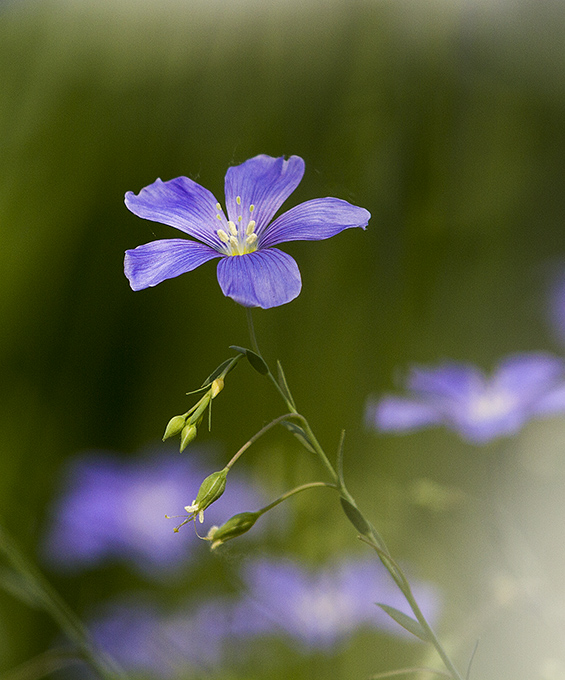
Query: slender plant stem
0,523,125,679
258,481,338,515
244,310,464,680
226,413,298,469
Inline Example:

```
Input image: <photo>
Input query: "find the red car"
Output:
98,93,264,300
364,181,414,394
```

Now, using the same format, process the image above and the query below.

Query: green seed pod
162,415,187,441
179,423,198,452
206,511,260,550
185,467,228,522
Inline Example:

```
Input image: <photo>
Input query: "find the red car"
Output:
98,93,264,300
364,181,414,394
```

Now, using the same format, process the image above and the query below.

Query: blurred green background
2,0,565,678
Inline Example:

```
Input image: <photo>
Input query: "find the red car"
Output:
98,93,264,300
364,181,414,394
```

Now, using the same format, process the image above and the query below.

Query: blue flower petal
367,396,443,432
259,198,370,248
493,353,565,395
408,363,483,400
125,177,223,250
216,249,301,309
125,239,221,291
224,155,305,235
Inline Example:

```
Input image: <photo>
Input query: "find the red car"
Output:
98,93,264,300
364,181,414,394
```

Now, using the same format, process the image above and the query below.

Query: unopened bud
205,511,260,550
210,377,224,399
179,423,198,452
185,467,228,522
163,415,186,441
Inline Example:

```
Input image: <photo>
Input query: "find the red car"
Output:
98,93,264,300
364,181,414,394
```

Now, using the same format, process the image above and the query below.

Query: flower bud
179,423,198,452
210,377,224,399
185,467,228,522
162,415,186,441
205,511,260,550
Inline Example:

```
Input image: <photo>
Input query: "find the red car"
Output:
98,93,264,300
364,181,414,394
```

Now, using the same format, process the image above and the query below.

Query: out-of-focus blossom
124,154,370,309
547,269,565,345
233,556,440,649
367,353,565,444
42,446,265,578
86,595,235,679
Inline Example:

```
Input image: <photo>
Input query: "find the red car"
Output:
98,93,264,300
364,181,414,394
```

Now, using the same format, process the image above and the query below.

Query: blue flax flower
367,353,565,444
232,556,439,649
124,154,370,308
86,595,235,678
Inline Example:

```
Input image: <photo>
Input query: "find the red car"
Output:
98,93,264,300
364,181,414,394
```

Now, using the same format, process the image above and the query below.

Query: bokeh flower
547,268,565,345
232,556,440,649
85,595,235,679
42,445,265,578
367,353,565,444
124,154,370,308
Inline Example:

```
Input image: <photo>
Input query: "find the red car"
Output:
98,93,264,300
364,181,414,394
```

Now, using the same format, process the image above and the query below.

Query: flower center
467,388,516,423
216,197,258,256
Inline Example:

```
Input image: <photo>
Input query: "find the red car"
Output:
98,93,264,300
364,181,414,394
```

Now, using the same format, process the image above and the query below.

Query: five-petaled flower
366,353,565,444
124,155,370,309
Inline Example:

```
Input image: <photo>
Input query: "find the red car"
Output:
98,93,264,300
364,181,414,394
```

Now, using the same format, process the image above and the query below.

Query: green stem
226,413,299,469
244,313,464,680
0,523,125,679
258,481,338,515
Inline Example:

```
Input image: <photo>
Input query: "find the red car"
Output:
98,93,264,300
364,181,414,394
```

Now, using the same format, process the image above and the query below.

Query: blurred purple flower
233,556,440,649
547,269,565,345
86,595,235,678
124,154,370,309
367,353,565,444
42,446,265,578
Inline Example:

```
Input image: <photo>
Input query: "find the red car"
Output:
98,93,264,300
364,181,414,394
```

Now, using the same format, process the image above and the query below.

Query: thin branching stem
244,309,465,680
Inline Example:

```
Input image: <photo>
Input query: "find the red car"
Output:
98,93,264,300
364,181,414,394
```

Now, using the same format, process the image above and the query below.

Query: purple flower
367,353,565,444
233,556,440,649
124,155,370,308
42,446,266,578
86,596,235,678
547,269,565,345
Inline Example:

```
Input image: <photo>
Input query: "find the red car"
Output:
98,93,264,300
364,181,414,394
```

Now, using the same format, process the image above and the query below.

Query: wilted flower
42,446,265,578
367,353,565,444
124,154,370,308
232,556,440,649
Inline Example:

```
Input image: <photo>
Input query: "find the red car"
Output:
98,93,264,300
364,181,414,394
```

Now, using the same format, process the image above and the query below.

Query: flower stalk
244,310,464,680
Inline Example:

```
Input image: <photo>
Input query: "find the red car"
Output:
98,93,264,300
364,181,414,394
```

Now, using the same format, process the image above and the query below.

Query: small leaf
244,349,269,375
336,430,346,487
201,358,235,388
276,361,296,409
229,346,269,375
376,604,430,641
281,420,316,453
229,345,248,355
340,496,372,536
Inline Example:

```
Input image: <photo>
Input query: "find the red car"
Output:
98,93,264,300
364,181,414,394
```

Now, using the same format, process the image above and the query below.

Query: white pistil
246,220,256,235
246,233,258,246
228,220,238,236
217,229,229,243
